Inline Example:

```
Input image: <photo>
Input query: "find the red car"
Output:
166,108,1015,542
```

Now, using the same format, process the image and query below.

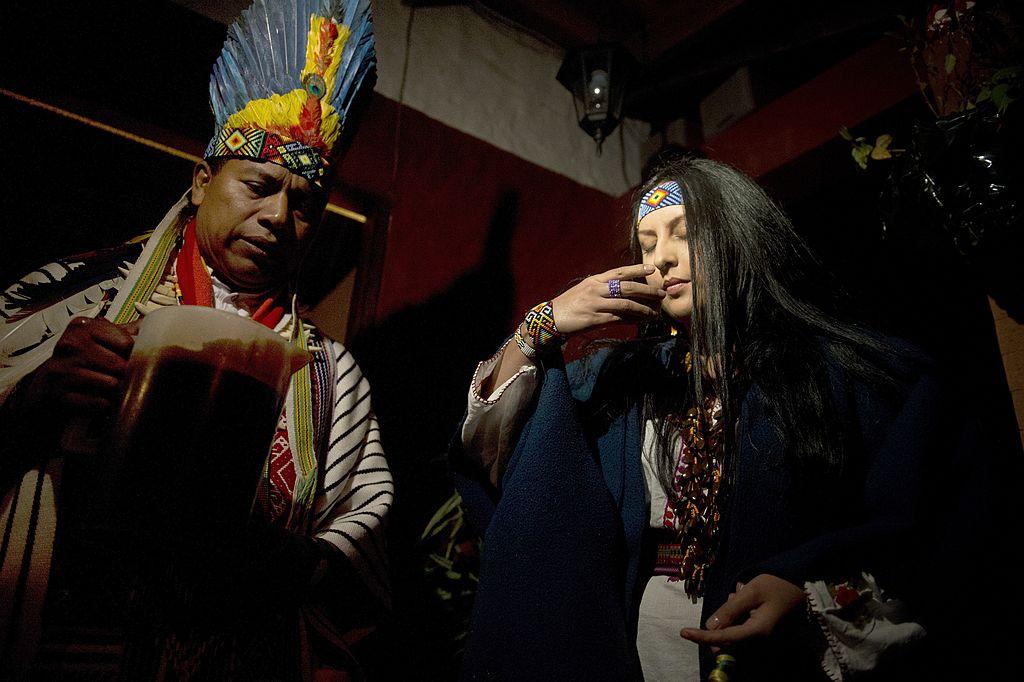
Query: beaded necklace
656,353,726,598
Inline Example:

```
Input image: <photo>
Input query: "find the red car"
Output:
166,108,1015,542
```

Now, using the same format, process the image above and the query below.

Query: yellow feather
321,102,340,149
226,90,306,132
302,15,351,95
322,25,351,93
304,15,325,76
222,14,351,153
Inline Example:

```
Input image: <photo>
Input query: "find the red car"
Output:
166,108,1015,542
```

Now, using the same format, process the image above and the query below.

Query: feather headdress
205,0,375,185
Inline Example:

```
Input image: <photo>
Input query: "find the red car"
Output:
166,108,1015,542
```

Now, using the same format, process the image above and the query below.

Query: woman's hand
481,264,665,396
550,263,664,336
680,574,806,648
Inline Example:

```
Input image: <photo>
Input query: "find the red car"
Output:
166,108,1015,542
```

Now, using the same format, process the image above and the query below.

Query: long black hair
588,157,907,494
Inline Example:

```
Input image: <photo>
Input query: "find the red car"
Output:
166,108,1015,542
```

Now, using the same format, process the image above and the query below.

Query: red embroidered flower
835,583,862,609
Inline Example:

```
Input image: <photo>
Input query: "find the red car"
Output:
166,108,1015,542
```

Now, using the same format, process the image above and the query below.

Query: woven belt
653,541,684,577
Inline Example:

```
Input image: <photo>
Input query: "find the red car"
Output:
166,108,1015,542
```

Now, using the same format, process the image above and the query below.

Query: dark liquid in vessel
54,345,286,630
108,348,281,551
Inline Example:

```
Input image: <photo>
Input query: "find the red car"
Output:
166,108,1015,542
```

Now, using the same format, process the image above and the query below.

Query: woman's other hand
550,264,664,336
679,574,806,649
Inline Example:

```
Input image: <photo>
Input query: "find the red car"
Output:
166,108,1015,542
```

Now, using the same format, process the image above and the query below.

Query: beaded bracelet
523,300,563,352
513,325,537,359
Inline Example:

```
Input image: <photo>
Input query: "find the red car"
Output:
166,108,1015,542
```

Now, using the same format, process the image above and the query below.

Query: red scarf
176,218,285,328
176,217,297,523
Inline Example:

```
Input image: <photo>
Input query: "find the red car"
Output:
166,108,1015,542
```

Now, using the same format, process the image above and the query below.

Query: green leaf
420,492,464,541
852,144,872,170
428,554,454,570
871,134,893,160
839,126,853,141
990,83,1014,115
945,53,956,74
991,66,1021,82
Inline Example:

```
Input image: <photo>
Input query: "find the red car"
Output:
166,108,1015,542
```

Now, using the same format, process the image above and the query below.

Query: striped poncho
0,198,393,677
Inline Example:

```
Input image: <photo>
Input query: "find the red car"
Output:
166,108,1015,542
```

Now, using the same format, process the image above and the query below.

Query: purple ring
608,279,622,298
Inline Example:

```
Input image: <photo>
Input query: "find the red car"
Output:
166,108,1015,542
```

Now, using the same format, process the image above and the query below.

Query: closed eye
637,229,657,254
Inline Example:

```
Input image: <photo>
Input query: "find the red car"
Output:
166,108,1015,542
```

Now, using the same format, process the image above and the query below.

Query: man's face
190,158,326,292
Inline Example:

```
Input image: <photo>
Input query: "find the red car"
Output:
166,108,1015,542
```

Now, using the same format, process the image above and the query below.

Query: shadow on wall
349,190,520,678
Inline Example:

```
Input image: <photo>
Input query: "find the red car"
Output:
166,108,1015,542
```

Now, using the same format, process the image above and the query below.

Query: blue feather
208,0,375,154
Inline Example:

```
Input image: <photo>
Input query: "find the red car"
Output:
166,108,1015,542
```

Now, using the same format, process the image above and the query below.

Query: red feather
299,98,320,133
297,98,323,148
315,21,339,73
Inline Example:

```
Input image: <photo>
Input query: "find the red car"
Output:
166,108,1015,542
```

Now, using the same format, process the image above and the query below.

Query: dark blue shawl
451,342,1000,680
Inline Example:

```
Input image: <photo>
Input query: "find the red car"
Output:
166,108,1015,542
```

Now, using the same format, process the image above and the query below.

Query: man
0,0,392,677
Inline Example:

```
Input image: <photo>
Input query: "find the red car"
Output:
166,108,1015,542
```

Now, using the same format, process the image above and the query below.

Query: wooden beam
701,36,918,178
476,0,642,47
633,0,745,58
0,88,366,223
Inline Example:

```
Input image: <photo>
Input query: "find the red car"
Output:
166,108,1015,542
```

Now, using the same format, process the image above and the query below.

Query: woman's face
637,204,693,323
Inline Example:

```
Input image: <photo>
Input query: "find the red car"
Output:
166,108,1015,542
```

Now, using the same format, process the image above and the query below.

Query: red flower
834,583,861,609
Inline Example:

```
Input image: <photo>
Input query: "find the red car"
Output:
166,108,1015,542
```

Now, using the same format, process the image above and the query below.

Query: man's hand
680,574,806,649
23,317,138,418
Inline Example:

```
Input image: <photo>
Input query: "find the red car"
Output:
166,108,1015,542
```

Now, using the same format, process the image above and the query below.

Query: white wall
175,0,647,196
371,0,645,196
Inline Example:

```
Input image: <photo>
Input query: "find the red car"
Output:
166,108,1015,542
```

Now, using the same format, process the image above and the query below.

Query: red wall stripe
702,37,918,178
338,94,632,324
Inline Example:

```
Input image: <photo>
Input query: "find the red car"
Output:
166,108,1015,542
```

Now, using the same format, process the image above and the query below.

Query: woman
451,157,938,680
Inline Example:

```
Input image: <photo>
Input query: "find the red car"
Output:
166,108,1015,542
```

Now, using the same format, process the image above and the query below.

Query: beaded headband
637,180,684,225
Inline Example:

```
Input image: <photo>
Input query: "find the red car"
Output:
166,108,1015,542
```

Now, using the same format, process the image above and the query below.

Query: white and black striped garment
1,254,129,674
1,244,394,674
312,338,394,609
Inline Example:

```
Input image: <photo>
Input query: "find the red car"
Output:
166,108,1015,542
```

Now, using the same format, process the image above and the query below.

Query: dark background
2,1,1021,678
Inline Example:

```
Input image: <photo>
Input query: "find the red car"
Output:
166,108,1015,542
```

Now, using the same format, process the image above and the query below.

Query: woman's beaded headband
637,180,684,225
